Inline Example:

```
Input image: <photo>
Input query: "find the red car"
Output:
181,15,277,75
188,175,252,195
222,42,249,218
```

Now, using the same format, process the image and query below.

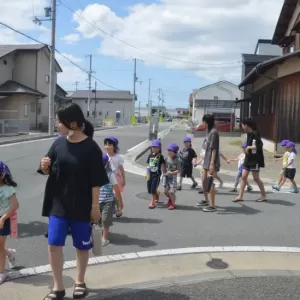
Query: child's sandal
43,290,66,300
73,283,89,299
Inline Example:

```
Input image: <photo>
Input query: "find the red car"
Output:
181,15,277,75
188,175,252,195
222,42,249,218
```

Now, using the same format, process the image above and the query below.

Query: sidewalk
0,127,117,146
3,248,300,299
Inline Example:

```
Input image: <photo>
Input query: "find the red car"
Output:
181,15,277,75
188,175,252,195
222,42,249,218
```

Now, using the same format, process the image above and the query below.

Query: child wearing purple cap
274,142,298,193
0,161,19,284
228,142,253,192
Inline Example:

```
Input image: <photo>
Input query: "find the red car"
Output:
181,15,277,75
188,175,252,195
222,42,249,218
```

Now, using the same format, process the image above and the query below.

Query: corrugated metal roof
70,90,133,100
0,80,45,97
0,44,45,58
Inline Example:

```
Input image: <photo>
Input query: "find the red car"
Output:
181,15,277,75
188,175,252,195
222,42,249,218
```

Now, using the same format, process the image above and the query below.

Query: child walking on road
273,142,299,193
164,144,181,210
100,153,122,246
147,140,166,209
0,161,19,284
228,141,253,192
177,137,198,190
104,136,125,216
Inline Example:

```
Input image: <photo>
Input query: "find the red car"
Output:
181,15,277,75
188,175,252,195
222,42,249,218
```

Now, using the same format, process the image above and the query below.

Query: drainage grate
206,258,229,270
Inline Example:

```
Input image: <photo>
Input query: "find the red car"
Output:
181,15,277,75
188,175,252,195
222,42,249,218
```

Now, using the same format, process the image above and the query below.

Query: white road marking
7,246,300,280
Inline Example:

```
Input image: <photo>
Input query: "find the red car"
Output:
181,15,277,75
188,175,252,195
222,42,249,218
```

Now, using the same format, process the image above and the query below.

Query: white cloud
0,0,48,44
56,52,87,89
61,33,81,44
72,0,284,82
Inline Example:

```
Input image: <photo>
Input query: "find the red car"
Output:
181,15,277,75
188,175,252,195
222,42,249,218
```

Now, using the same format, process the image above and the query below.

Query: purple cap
151,139,161,147
286,141,295,148
105,136,119,145
0,161,11,176
280,140,290,147
102,153,109,165
183,136,191,143
242,141,247,148
167,143,179,153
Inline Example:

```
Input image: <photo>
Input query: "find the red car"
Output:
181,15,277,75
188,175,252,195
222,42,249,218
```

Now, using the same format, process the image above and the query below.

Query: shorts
164,175,177,193
48,216,92,250
0,218,10,236
147,174,160,194
100,201,114,228
181,165,193,178
243,164,260,172
284,168,296,180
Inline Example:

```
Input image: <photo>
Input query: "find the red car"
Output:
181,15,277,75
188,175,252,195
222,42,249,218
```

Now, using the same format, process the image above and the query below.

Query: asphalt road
101,276,300,300
2,122,300,271
0,123,171,269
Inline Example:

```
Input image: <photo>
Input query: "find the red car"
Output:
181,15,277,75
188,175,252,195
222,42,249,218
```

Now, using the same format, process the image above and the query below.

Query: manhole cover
136,192,152,200
206,258,229,270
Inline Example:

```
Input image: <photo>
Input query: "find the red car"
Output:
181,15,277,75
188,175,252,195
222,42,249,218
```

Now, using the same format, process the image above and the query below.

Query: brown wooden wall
276,73,300,142
250,82,277,141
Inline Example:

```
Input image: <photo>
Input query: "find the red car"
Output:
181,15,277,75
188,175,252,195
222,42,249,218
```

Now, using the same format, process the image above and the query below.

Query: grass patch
229,139,243,147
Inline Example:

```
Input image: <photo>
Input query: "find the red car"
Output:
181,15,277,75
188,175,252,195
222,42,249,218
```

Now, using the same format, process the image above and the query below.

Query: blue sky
0,0,283,108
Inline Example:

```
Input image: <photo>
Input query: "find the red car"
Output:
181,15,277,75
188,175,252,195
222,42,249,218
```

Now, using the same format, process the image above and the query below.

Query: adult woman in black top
39,103,108,300
234,118,266,202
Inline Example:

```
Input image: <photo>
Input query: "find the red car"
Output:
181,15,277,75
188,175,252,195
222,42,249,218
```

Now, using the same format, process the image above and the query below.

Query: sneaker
198,188,204,194
177,186,182,191
0,273,7,285
102,239,110,247
167,198,172,207
148,203,155,209
168,204,176,210
290,189,299,193
116,208,123,217
247,186,253,192
6,249,16,269
203,206,217,212
218,182,223,188
197,200,209,206
191,183,198,189
229,188,237,192
273,185,280,191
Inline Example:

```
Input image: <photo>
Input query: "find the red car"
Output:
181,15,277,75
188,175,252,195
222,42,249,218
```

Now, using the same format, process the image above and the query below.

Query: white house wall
72,98,132,125
0,54,14,84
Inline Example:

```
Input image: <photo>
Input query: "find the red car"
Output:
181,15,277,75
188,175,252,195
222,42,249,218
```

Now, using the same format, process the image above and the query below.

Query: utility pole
132,58,137,118
138,101,141,118
148,78,152,117
157,88,161,117
48,0,56,135
86,54,93,117
74,81,79,91
94,81,97,118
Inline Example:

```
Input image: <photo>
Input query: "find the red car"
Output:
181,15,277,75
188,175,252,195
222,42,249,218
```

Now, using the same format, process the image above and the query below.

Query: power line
58,0,241,67
0,21,121,91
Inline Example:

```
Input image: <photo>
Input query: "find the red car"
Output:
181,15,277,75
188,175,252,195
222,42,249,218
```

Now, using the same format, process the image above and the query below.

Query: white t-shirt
287,152,296,169
108,154,124,174
238,153,245,169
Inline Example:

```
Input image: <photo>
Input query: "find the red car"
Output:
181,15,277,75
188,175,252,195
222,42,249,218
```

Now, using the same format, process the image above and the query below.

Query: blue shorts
0,218,10,236
48,216,92,250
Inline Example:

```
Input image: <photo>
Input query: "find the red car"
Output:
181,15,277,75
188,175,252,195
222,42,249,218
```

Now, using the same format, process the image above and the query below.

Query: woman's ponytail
83,119,94,138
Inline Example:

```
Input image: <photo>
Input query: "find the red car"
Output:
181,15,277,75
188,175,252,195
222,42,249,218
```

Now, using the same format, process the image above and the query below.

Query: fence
0,119,30,136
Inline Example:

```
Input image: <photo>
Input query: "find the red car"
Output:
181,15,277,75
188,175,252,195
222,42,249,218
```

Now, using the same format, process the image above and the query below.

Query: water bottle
146,166,150,181
252,139,256,154
91,224,103,256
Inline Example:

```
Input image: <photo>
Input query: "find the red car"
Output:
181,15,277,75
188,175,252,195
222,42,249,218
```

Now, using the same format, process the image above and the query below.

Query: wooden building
238,0,300,151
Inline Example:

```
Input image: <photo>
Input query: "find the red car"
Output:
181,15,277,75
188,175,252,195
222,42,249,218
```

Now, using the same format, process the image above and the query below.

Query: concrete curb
0,127,117,146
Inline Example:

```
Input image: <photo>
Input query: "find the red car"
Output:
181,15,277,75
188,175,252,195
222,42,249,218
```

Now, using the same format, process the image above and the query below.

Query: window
271,89,275,114
213,96,218,100
262,94,266,114
45,75,49,84
30,102,35,113
24,104,28,117
37,102,41,114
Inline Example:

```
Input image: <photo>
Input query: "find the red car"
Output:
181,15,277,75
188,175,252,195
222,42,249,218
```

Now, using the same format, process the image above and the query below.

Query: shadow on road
18,221,48,238
263,199,296,207
217,204,261,216
114,216,162,224
90,287,190,300
109,232,156,248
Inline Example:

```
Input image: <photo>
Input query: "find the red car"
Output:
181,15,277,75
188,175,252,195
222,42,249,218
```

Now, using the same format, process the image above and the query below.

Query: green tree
151,108,157,115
